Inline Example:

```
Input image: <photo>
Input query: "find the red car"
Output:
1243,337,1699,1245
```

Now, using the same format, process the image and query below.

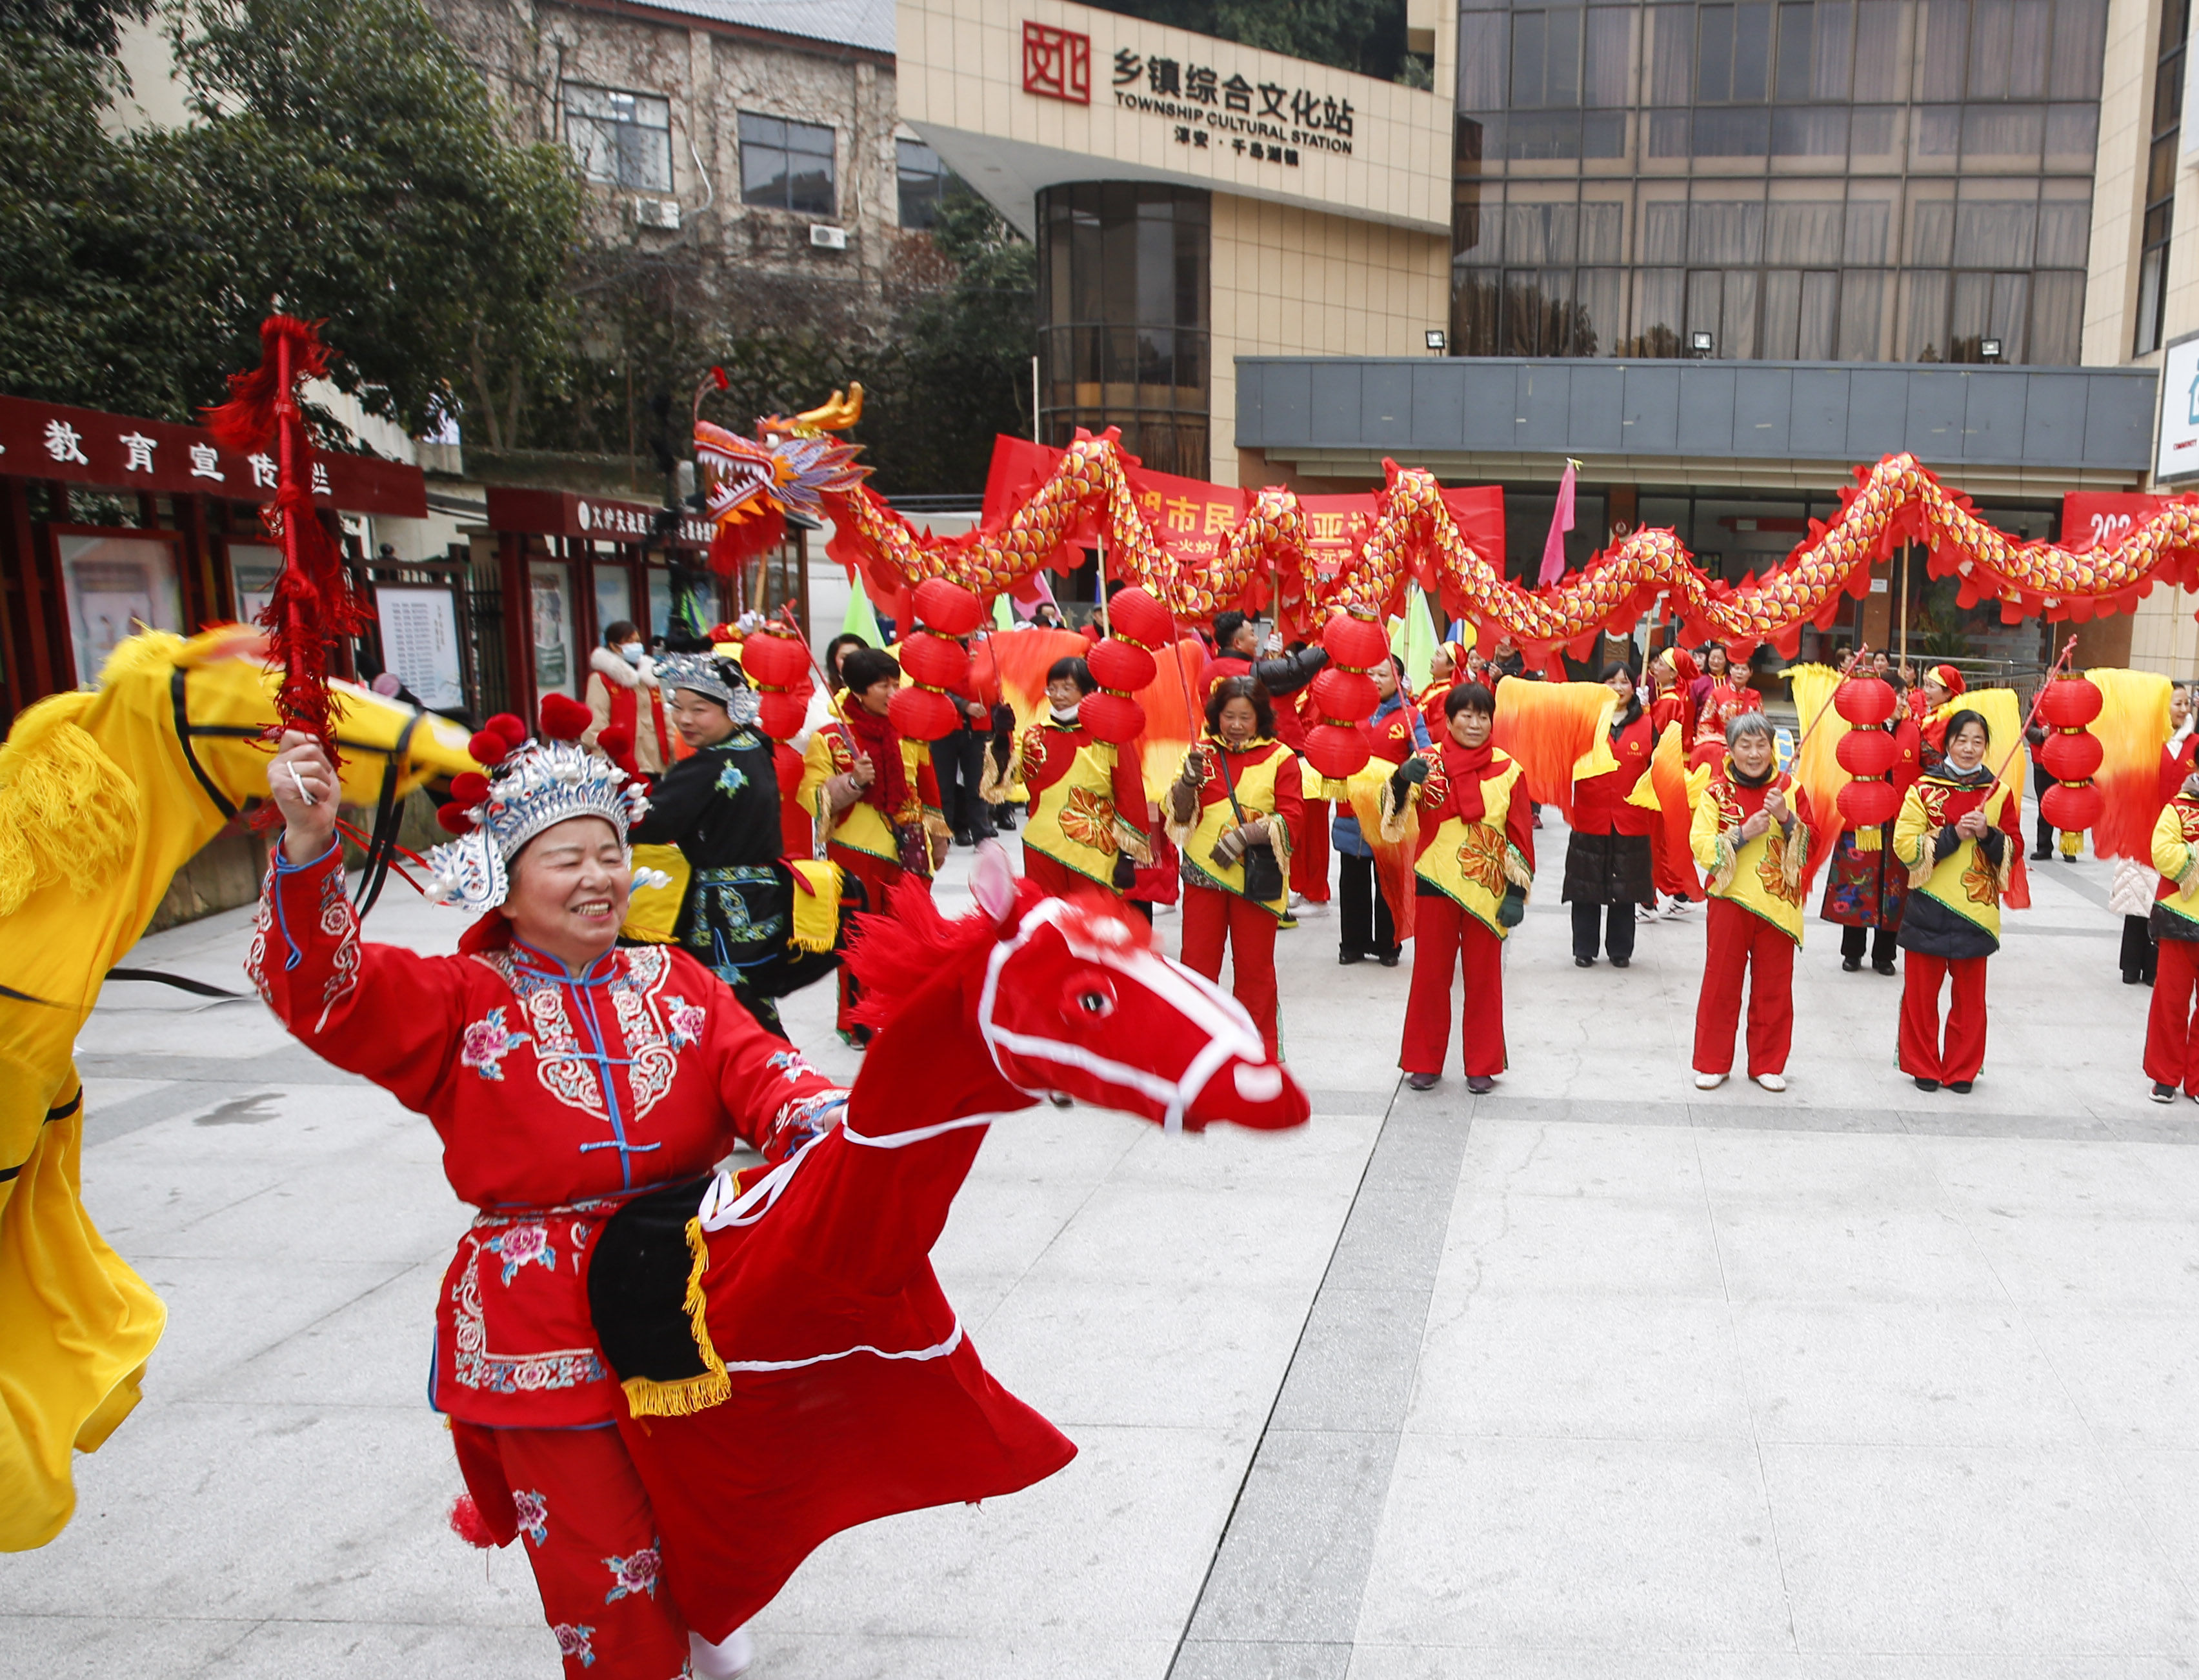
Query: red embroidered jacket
247,845,844,1428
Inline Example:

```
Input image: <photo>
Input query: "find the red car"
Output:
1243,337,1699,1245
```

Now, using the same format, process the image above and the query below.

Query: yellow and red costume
2146,790,2199,1095
1170,735,1303,1057
1689,762,1814,1079
1689,679,1763,770
1384,741,1536,1079
1891,765,2022,1086
1016,712,1150,896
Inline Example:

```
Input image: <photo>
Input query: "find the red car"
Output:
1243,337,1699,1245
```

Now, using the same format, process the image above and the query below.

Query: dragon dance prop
695,400,2199,663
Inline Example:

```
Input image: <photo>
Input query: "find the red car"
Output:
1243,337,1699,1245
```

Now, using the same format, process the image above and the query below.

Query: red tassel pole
203,315,368,759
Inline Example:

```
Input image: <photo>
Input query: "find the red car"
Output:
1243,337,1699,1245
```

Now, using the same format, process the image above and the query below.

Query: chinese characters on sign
1021,21,1090,105
1109,44,1354,159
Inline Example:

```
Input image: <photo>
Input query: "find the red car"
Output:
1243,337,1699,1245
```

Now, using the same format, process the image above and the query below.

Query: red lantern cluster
1832,675,1902,830
890,581,981,741
1301,612,1391,782
1082,635,1154,745
2036,673,2106,833
739,626,815,742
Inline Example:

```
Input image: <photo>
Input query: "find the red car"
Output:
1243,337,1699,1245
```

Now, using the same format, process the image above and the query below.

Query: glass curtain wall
1037,183,1212,478
1452,0,2107,363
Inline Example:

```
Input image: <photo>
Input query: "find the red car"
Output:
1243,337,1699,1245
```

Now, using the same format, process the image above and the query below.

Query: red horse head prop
847,846,1309,1134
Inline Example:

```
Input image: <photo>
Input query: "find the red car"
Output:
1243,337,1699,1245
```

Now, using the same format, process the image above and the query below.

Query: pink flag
1538,461,1578,586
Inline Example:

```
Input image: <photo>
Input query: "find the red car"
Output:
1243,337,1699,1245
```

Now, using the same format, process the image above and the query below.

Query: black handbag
1212,747,1285,903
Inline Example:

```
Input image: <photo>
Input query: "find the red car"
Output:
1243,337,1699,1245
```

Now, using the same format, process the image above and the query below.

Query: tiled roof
619,0,896,54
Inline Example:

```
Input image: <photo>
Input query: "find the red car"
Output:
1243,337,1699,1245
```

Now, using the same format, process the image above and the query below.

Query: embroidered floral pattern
602,1547,660,1603
552,1623,596,1668
1454,823,1509,897
1754,828,1804,905
460,1007,527,1081
1960,845,2003,907
483,1220,557,1286
714,760,749,797
312,867,361,1032
1059,785,1121,855
512,1488,548,1547
763,1090,847,1157
448,1234,608,1396
472,946,686,1124
765,1050,816,1084
664,995,705,1052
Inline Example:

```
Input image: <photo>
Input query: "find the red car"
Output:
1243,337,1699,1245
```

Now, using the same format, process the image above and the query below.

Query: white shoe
1752,1072,1787,1093
1634,903,1658,923
1664,898,1695,918
1694,1071,1727,1090
690,1626,754,1679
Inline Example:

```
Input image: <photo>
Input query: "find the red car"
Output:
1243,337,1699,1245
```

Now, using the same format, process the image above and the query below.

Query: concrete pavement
5,837,2198,1678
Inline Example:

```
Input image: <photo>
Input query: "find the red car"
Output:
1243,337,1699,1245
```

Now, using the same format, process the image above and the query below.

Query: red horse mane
845,877,1048,1030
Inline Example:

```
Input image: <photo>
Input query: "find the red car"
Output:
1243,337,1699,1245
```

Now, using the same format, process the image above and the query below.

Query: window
564,83,672,192
2136,0,2189,355
897,139,953,229
740,113,836,217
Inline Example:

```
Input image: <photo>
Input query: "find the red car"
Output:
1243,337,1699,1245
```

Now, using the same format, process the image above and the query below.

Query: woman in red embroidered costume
1383,682,1536,1094
1167,677,1304,1057
1688,644,1763,770
1016,655,1152,899
2145,760,2199,1100
1645,645,1702,914
253,704,848,1678
1689,711,1814,1093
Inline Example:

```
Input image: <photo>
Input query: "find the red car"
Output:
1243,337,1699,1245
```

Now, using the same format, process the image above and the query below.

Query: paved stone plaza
5,840,2199,1679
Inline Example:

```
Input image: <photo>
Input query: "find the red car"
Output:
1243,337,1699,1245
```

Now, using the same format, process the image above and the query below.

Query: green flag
994,593,1016,630
1389,588,1438,692
841,571,883,646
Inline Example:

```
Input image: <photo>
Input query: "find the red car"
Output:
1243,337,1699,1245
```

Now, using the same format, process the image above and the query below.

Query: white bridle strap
974,899,1266,1134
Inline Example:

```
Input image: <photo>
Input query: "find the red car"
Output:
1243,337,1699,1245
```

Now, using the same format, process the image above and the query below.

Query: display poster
530,561,577,696
57,533,182,686
374,585,466,711
594,568,634,643
228,541,283,623
647,568,674,639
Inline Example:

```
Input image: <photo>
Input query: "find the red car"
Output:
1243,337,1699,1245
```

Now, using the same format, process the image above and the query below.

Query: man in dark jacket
1201,610,1329,701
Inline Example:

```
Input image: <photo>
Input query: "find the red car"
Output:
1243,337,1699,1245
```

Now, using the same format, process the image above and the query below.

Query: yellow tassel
0,695,141,917
786,859,842,953
1856,826,1882,852
623,1214,732,1417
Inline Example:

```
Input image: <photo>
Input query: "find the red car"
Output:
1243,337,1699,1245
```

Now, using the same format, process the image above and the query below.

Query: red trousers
452,1421,690,1679
1693,897,1795,1077
1022,844,1116,899
1180,882,1281,1056
1400,892,1507,1078
1291,798,1331,901
1898,952,1989,1083
831,844,919,1035
2148,937,2199,1094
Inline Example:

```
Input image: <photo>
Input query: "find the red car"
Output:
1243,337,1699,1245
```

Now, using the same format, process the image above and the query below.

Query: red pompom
1309,666,1379,723
436,803,477,835
2036,675,2104,730
1302,721,1372,781
1107,586,1176,650
1834,727,1900,777
2041,781,2104,831
1079,690,1146,745
2041,730,2105,781
468,730,513,766
1087,637,1157,693
912,578,984,637
1833,676,1898,726
597,724,636,763
539,693,593,743
889,685,961,741
484,712,528,747
1321,612,1389,673
448,770,490,806
900,631,971,692
1837,777,1901,828
741,627,811,690
449,1494,500,1549
757,689,809,741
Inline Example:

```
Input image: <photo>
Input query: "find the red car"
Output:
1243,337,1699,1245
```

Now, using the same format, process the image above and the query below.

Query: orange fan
1491,680,1619,813
2086,668,2173,862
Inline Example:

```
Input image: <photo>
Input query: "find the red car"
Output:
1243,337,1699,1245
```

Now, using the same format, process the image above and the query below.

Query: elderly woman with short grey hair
1687,710,1816,1093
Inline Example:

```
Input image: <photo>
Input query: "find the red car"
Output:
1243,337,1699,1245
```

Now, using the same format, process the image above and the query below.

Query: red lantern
889,685,959,741
2041,781,2105,831
1109,586,1176,650
1833,676,1898,726
739,627,810,691
899,630,970,692
1321,612,1388,673
2036,674,2104,729
1837,778,1902,828
1310,665,1380,722
1834,727,1900,777
1079,690,1146,744
912,577,984,637
756,688,810,741
1087,637,1157,692
2040,730,2105,783
1301,722,1372,781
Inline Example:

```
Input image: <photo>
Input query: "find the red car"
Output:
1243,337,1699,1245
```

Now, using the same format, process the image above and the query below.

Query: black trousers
2123,914,2158,985
933,728,994,839
1840,923,1898,967
2031,763,2057,855
1338,852,1396,955
1569,899,1636,963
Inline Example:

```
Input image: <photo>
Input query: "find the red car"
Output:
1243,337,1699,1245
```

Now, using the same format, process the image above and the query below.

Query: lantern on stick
1082,636,1154,745
2036,672,2106,834
1832,674,1903,832
739,625,814,742
890,580,981,741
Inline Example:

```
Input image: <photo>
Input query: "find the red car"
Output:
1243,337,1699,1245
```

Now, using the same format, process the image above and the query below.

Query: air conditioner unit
809,223,848,250
633,197,681,230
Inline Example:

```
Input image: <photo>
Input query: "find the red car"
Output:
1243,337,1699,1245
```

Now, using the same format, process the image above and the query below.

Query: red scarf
838,693,908,815
1439,738,1496,825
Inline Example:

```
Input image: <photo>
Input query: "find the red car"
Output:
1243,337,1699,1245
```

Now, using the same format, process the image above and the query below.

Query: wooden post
499,530,534,723
1898,541,1911,676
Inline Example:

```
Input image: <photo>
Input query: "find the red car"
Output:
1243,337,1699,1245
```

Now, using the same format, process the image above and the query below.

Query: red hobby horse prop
583,845,1308,1646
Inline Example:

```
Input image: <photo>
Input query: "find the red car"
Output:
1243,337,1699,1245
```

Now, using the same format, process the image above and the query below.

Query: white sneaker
690,1625,754,1679
1634,903,1658,923
1664,898,1695,918
1694,1071,1727,1090
1752,1072,1787,1093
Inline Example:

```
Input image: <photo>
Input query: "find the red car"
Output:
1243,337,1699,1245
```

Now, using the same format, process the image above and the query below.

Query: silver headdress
654,652,759,726
423,738,651,912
